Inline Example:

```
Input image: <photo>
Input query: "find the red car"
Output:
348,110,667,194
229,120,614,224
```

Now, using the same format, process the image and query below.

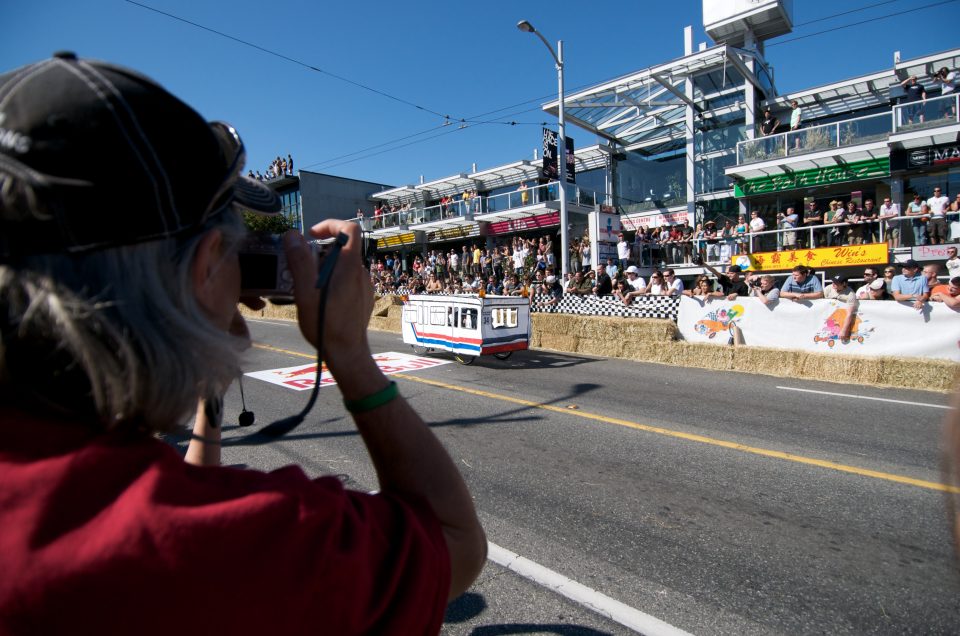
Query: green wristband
344,381,399,414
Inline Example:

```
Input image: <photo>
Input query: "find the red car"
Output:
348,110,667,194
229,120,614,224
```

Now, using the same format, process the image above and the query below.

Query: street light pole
518,20,569,278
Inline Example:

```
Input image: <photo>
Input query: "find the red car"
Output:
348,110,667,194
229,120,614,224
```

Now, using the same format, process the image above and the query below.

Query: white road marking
247,318,295,327
487,542,693,636
776,386,953,410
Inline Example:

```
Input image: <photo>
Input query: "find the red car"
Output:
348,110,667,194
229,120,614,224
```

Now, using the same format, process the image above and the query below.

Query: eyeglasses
207,121,247,214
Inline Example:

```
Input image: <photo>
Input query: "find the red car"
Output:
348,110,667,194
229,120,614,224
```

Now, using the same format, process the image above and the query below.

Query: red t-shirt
0,409,450,635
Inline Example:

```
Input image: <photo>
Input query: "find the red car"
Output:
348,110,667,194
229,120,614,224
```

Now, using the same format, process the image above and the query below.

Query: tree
242,210,294,234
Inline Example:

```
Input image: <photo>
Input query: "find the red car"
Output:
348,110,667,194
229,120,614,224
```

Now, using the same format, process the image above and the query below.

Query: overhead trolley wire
768,0,958,47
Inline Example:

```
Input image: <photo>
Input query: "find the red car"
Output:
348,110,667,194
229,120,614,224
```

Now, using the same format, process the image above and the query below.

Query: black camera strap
232,231,349,444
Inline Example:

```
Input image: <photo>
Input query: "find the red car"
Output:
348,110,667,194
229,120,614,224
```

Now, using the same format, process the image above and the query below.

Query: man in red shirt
0,53,485,635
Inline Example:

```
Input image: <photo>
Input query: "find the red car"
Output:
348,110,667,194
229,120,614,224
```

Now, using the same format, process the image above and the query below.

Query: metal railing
635,211,959,269
736,94,959,166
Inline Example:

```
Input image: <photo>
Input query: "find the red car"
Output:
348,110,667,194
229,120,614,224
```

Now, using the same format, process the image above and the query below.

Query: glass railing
737,112,892,165
893,93,959,133
736,96,959,166
351,182,607,231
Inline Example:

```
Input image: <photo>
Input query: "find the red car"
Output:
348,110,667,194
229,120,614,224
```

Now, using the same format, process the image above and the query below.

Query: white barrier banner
677,297,960,361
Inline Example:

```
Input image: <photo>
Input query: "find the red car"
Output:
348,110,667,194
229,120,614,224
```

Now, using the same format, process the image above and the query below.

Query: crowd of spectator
248,154,294,181
368,233,959,312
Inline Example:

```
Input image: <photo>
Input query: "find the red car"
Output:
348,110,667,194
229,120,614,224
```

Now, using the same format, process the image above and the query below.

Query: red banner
487,212,560,235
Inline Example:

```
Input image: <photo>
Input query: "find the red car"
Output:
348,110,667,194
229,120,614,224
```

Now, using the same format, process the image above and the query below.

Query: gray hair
0,207,249,433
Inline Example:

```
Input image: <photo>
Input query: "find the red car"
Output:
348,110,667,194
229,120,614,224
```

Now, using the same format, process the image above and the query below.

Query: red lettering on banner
284,379,316,389
788,252,798,262
804,250,816,261
771,253,781,264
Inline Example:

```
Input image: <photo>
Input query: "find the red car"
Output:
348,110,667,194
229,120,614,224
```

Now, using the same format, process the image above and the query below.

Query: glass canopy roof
541,44,771,151
760,48,960,122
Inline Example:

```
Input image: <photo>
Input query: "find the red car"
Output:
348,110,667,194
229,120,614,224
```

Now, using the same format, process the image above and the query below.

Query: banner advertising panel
912,244,956,262
677,297,960,361
542,127,558,180
620,210,690,230
488,211,559,235
733,243,889,272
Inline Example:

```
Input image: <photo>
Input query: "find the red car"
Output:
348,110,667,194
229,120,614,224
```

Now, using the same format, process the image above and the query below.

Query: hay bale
539,332,579,352
372,295,395,317
576,337,623,358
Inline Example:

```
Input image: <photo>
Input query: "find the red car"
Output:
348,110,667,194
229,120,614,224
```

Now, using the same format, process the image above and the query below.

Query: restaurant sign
733,242,889,272
620,210,690,230
734,157,889,197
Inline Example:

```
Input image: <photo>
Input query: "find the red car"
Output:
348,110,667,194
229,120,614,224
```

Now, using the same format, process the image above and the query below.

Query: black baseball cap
831,275,848,284
902,259,921,269
0,52,280,258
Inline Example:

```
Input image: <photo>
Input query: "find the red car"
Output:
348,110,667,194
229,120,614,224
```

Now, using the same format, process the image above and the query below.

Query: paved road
179,319,960,635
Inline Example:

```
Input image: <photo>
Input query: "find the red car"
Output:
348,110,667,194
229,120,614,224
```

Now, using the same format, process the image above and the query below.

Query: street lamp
517,19,569,278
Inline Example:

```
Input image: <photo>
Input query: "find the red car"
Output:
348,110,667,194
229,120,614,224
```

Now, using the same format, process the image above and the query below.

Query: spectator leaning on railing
891,259,930,310
856,267,882,299
748,274,781,305
780,265,824,302
878,197,901,249
931,277,960,308
701,262,749,300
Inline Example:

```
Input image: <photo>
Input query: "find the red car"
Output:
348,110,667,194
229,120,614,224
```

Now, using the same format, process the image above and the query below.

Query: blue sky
3,0,957,187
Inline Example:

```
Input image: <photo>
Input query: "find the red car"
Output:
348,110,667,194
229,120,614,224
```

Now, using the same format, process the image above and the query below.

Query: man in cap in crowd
620,265,648,305
539,273,564,307
824,275,858,305
701,262,749,300
0,53,485,633
891,259,930,310
864,278,893,300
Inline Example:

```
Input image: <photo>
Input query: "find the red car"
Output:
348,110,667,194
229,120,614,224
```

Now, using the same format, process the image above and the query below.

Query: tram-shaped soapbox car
401,294,531,365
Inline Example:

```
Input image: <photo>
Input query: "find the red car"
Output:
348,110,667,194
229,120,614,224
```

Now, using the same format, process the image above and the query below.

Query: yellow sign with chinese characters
734,243,889,272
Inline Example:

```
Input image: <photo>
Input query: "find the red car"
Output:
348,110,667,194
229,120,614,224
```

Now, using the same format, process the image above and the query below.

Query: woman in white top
646,271,667,295
579,240,591,273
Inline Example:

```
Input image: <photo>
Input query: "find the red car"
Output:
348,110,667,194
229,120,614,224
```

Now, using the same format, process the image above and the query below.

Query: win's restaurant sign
734,158,889,197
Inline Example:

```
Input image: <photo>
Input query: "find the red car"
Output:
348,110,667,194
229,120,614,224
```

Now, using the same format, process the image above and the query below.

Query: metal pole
557,40,569,278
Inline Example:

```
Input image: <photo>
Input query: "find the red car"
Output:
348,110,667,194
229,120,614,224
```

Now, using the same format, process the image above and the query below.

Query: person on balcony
703,220,719,262
927,187,950,244
780,207,799,250
801,201,822,248
907,198,930,246
934,67,957,118
878,197,902,249
759,108,781,159
861,199,879,244
788,100,803,151
900,76,926,125
749,211,767,251
735,215,749,254
844,201,865,245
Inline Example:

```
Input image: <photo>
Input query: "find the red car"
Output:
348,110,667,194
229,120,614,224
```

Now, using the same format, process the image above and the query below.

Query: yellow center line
251,343,959,495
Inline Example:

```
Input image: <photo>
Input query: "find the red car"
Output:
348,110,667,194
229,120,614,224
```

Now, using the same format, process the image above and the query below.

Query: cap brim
233,175,281,214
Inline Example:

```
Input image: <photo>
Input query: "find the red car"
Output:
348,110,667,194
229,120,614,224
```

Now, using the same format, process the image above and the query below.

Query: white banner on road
677,297,960,361
246,351,452,391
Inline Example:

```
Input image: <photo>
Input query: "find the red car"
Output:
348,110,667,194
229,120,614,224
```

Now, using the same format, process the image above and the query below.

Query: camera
749,278,762,288
239,233,329,302
691,253,704,265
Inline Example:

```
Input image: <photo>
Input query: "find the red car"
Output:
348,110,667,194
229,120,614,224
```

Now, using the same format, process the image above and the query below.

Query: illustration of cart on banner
401,294,531,365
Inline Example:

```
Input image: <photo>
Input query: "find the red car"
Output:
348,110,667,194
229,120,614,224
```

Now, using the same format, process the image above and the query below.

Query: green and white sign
734,157,889,197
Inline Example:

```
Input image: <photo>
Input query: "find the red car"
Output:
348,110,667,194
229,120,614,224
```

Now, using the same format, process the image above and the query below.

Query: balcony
728,94,959,181
358,182,606,239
